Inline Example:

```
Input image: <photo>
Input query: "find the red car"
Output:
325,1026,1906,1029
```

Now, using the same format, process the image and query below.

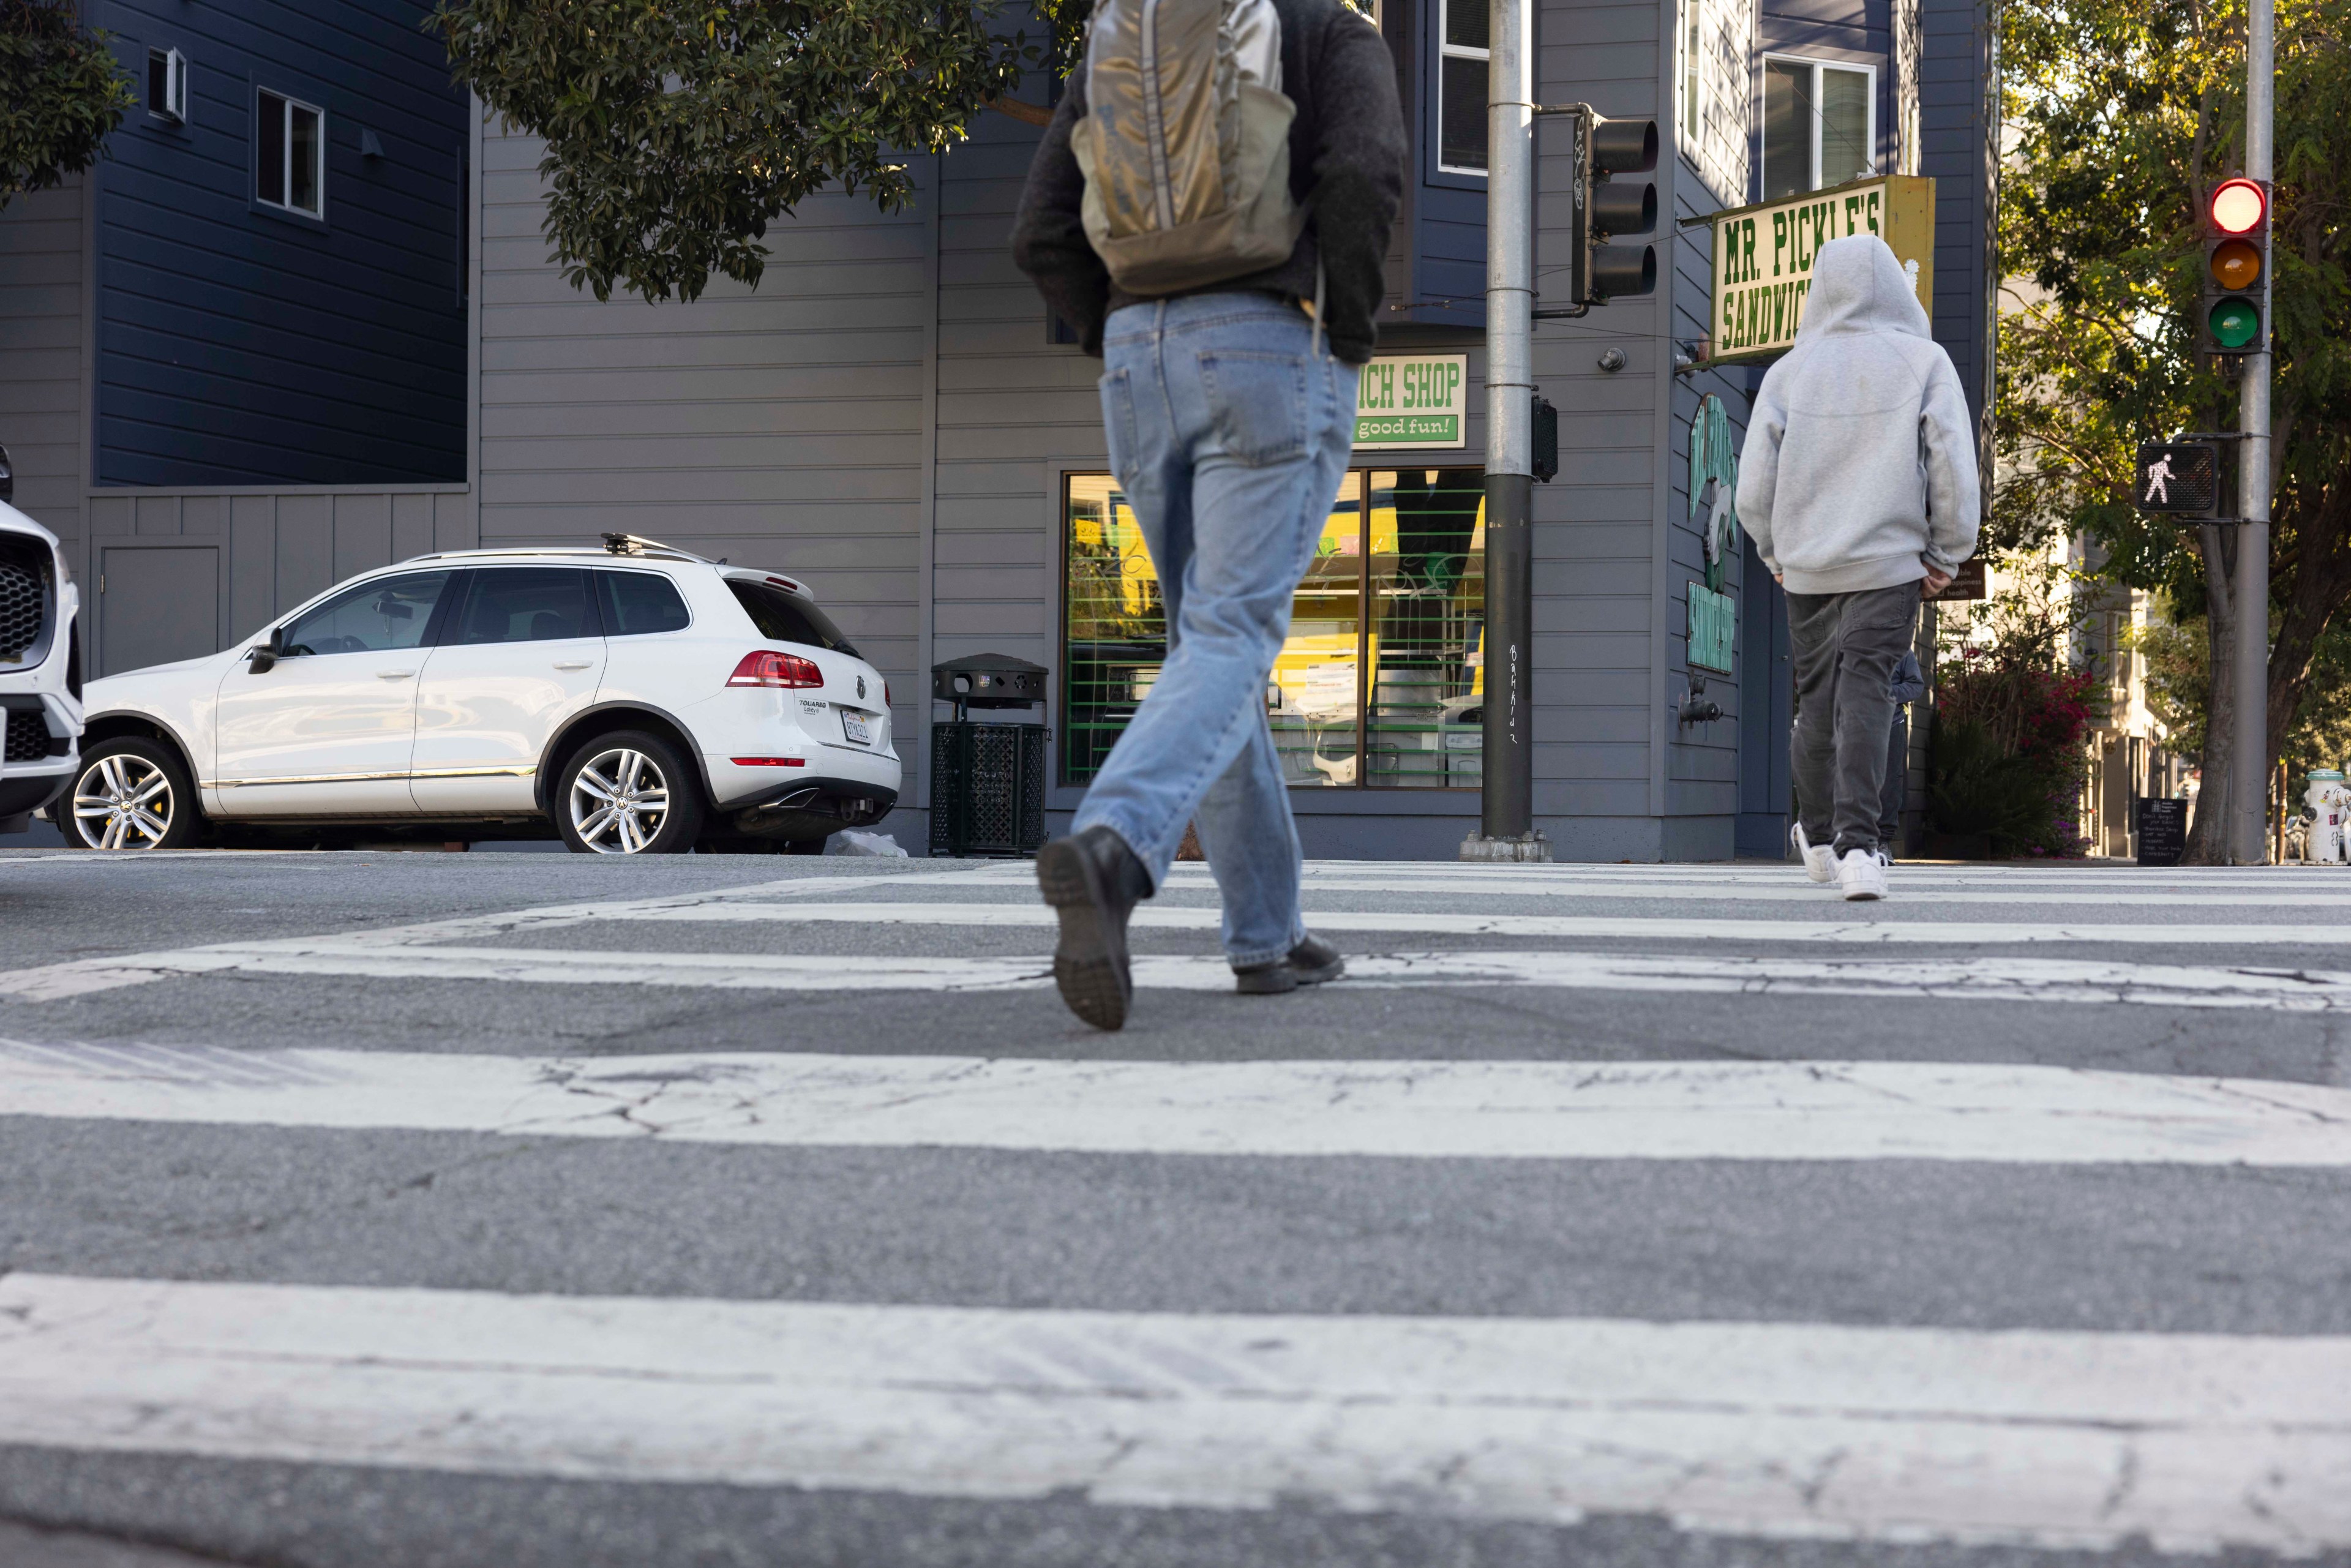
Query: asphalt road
1,846,2347,1568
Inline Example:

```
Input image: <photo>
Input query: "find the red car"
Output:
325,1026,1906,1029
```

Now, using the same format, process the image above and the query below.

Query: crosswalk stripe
9,941,2351,1012
532,902,2351,945
7,907,2332,1003
5,1272,2344,1552
1174,875,2351,906
6,1044,2345,1165
0,866,1026,1000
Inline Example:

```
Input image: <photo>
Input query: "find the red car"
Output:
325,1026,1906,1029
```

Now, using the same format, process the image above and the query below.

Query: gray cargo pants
1787,580,1922,857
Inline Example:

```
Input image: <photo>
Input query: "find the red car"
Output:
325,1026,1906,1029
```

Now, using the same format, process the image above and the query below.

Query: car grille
3,710,48,763
0,560,43,664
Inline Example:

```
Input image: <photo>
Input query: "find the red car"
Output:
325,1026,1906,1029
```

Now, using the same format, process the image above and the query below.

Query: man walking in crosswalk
1009,0,1406,1028
1739,234,1979,901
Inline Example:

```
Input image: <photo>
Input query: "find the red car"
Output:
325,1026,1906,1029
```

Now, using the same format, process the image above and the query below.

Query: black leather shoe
1232,934,1346,996
1035,825,1153,1030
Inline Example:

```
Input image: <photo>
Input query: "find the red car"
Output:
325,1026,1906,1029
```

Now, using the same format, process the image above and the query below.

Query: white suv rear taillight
728,650,822,688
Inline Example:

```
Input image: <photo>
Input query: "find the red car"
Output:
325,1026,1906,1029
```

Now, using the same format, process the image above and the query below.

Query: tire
556,730,704,855
59,737,202,850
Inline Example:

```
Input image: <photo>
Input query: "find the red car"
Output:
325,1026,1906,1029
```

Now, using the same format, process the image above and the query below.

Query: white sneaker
1874,847,1893,868
1792,822,1837,883
1839,847,1888,901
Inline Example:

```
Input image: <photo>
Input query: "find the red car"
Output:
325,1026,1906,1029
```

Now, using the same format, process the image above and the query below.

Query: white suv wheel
65,740,197,850
569,746,666,852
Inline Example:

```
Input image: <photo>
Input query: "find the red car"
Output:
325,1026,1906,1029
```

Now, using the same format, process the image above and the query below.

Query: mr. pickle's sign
1709,176,1936,364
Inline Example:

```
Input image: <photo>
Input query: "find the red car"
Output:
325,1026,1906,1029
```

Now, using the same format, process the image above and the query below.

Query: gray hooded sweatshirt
1736,234,1981,596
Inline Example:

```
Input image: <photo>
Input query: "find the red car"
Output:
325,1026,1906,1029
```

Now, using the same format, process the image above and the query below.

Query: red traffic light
2209,178,2267,234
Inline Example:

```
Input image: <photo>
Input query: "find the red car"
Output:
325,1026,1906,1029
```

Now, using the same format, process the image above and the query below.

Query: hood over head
1798,234,1930,343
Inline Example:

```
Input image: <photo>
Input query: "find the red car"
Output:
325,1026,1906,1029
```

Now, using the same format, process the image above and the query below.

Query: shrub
1929,647,2096,857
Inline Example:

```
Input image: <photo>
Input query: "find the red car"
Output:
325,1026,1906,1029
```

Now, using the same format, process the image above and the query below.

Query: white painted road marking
4,1272,2344,1553
12,942,2351,1012
0,866,1029,1000
4,1045,2347,1165
1194,875,2351,906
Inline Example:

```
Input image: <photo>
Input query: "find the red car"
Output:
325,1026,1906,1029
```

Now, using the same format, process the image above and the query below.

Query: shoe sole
1842,885,1885,901
1234,954,1345,996
1037,839,1131,1030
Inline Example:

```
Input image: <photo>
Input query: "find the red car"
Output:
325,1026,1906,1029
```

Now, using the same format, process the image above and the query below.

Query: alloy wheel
568,746,671,853
73,754,176,850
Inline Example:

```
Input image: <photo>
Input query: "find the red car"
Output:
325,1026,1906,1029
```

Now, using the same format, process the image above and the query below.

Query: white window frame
1684,14,1701,143
148,47,187,124
1761,54,1878,194
1436,0,1489,177
256,89,327,220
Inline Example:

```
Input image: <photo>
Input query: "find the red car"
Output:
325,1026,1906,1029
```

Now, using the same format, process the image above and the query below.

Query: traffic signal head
2197,178,2271,358
1570,111,1658,306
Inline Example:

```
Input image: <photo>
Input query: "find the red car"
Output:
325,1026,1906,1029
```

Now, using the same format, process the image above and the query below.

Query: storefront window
1060,470,1484,789
1063,474,1165,784
1366,468,1485,787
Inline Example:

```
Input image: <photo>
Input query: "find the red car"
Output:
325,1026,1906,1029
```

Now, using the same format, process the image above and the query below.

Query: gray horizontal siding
84,484,467,672
0,179,86,545
474,123,927,730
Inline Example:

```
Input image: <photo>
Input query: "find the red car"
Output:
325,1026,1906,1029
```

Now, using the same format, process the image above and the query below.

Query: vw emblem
855,675,866,699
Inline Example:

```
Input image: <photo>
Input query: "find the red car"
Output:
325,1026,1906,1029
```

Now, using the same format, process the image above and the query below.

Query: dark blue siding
1920,0,1993,426
1757,0,1897,198
92,0,467,486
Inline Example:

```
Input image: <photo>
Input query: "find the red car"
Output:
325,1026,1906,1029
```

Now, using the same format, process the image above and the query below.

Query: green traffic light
2208,295,2261,350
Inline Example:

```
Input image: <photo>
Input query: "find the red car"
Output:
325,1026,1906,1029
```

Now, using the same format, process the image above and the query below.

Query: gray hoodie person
1737,235,1981,595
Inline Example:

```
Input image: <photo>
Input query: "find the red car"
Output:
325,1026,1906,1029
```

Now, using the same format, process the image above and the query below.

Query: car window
726,579,858,656
280,571,451,657
454,568,597,645
596,569,691,636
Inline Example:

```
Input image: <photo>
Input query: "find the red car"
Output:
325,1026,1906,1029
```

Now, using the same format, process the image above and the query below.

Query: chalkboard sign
2136,797,2188,866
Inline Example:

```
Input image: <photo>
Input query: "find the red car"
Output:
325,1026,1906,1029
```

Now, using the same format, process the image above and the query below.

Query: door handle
377,670,415,680
553,660,592,670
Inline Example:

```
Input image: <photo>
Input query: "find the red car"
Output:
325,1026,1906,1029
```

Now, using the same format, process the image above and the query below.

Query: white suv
62,536,899,853
0,466,84,835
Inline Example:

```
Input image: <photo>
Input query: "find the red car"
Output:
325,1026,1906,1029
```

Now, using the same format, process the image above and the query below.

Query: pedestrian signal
1569,111,1657,305
2197,178,2270,358
2135,442,2221,517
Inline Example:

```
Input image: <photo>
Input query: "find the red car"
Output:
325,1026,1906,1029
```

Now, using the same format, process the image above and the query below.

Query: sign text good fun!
1708,176,1935,364
1355,353,1468,449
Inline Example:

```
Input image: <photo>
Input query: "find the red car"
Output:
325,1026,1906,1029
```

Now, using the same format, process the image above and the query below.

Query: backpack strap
1310,256,1326,362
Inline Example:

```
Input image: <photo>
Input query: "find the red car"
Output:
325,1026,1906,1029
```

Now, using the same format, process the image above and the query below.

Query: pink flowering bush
1929,644,2095,858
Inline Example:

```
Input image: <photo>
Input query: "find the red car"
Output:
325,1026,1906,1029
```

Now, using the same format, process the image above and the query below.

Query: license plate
840,710,872,745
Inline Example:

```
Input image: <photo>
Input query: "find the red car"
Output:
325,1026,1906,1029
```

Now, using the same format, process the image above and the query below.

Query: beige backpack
1072,0,1306,296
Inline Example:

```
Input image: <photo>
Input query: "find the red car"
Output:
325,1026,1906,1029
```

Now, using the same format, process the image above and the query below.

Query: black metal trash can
929,653,1051,858
929,722,1049,857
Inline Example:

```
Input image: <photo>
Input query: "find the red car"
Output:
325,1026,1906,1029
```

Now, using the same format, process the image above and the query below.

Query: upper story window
147,48,187,124
256,89,324,218
1437,0,1487,174
1761,58,1873,200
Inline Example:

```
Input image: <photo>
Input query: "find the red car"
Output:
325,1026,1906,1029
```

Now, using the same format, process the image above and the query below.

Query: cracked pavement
1,850,2349,1567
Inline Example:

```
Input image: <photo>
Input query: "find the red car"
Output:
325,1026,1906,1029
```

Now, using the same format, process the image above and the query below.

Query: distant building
2,0,1998,860
2,0,469,677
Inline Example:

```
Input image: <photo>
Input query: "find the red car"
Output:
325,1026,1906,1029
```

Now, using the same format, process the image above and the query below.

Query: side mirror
247,627,283,673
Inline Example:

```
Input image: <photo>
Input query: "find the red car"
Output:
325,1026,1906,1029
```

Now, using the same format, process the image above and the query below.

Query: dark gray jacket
1010,0,1407,366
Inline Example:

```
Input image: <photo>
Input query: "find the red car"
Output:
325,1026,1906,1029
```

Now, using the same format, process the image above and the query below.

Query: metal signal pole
1470,0,1547,860
2233,0,2274,863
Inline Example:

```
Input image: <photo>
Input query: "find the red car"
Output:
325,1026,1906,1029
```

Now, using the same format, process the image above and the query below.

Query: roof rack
601,532,716,563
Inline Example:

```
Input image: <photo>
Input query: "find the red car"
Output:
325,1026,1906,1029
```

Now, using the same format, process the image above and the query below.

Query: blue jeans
1073,293,1355,966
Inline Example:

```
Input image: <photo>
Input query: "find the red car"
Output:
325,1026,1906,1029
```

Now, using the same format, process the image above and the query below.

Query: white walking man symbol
2145,453,2177,504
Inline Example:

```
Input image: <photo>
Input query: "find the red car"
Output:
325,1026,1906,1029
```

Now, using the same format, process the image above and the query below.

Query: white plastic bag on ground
825,830,908,858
